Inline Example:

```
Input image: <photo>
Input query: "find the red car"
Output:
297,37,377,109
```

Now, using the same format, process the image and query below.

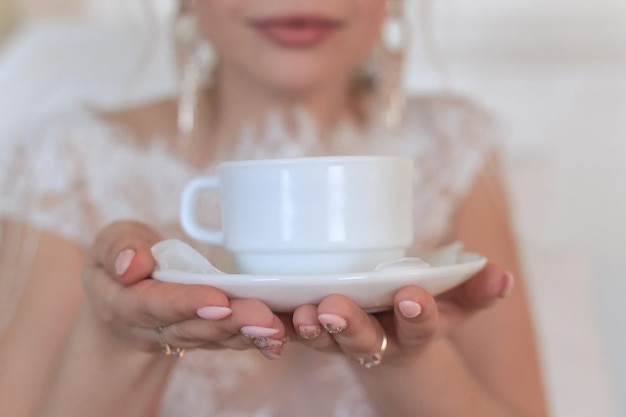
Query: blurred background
0,1,623,416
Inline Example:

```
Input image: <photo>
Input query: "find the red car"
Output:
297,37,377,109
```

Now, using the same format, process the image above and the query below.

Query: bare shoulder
404,92,500,153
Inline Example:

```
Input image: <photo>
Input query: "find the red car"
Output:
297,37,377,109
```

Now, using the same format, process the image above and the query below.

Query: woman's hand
82,220,287,359
291,263,514,367
290,264,518,417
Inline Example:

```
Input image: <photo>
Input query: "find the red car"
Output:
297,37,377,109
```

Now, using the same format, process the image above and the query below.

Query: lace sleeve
0,110,101,247
430,94,500,196
1,106,201,249
401,94,501,247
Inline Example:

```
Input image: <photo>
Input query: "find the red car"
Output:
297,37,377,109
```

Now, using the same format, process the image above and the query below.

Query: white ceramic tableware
153,252,486,313
180,156,414,275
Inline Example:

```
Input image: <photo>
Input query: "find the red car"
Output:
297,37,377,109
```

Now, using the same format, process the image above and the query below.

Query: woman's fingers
152,298,286,356
293,271,509,361
94,276,231,329
389,285,439,350
311,290,439,361
86,220,161,285
292,304,336,351
87,270,285,356
85,221,231,330
295,295,387,361
98,274,285,355
84,221,286,358
436,263,514,329
440,262,513,309
293,292,437,361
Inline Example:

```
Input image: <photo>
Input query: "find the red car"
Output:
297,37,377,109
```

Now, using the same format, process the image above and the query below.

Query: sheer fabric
0,94,497,416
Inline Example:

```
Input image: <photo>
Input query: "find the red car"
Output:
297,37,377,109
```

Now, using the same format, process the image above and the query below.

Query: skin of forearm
37,306,176,417
352,338,521,417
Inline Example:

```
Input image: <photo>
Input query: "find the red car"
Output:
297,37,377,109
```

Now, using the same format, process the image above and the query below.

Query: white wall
427,1,625,416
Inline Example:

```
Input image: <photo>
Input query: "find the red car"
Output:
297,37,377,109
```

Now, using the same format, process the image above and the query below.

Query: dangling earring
380,0,409,132
175,0,214,147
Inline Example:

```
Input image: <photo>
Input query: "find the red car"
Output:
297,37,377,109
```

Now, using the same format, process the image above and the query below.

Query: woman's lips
250,16,342,48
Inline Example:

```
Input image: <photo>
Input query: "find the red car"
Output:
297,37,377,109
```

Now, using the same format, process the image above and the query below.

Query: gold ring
155,326,185,357
357,331,388,369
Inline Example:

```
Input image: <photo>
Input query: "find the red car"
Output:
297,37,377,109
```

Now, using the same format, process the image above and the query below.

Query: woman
0,1,548,416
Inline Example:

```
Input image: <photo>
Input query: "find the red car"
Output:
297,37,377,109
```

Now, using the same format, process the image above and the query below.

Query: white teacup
180,156,413,275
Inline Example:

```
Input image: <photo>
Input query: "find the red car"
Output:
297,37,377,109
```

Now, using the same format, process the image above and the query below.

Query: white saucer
152,252,487,313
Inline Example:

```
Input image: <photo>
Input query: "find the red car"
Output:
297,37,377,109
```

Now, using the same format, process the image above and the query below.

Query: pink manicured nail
115,249,135,276
398,300,422,319
298,325,322,340
253,337,283,350
318,314,347,334
500,272,515,298
240,326,280,338
259,347,282,360
196,306,232,320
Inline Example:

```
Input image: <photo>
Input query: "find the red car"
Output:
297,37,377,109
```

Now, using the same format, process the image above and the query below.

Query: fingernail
318,314,347,334
259,347,282,360
240,326,280,338
253,337,283,350
196,306,232,320
298,325,322,340
500,272,515,298
115,249,135,276
398,300,422,319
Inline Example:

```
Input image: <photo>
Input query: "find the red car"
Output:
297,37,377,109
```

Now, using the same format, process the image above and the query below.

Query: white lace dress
0,94,497,417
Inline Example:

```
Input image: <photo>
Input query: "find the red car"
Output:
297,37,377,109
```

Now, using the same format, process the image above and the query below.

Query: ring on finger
357,331,388,369
155,326,186,357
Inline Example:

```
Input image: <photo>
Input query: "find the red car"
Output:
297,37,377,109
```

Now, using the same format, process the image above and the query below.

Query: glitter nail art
299,325,322,339
252,337,283,350
323,323,347,334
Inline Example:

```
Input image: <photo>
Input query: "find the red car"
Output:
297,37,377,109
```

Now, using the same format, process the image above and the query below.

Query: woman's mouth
250,15,343,49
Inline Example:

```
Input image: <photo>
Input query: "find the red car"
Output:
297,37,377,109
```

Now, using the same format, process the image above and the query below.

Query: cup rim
217,155,411,169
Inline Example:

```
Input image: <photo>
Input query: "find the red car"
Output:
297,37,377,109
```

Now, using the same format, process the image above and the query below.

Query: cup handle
180,177,224,245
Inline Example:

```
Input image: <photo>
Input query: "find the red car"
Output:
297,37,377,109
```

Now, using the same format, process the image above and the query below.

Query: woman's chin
264,70,352,99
